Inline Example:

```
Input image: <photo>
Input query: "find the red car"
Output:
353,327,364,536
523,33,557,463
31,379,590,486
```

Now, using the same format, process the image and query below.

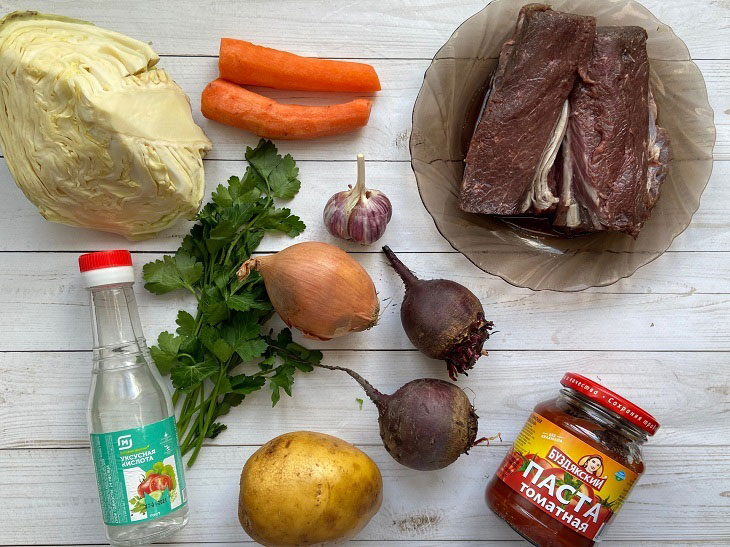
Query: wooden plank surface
1,446,727,544
1,252,730,352
0,0,728,60
2,159,730,253
1,350,728,449
0,0,728,545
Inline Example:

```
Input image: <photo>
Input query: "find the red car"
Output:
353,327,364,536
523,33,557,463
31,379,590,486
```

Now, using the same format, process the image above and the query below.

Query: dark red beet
315,363,485,471
383,246,493,380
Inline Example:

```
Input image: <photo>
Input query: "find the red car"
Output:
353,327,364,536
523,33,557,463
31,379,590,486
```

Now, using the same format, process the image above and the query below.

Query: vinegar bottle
79,250,189,546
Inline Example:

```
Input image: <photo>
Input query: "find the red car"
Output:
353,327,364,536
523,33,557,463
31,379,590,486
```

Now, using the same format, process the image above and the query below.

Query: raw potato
239,431,383,546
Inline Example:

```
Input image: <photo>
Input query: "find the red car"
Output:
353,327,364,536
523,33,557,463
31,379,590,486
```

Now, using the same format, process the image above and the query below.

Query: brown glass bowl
410,0,715,291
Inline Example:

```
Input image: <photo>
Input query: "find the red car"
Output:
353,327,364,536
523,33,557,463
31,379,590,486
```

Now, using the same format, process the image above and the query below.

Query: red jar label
496,412,639,540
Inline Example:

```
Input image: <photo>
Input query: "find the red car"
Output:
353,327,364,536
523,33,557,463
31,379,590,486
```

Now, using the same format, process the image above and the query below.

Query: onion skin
315,364,481,470
383,246,493,380
238,241,379,340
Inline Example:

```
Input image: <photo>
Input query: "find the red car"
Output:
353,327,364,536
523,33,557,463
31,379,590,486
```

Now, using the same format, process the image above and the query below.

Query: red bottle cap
561,373,660,435
78,250,133,272
78,250,135,288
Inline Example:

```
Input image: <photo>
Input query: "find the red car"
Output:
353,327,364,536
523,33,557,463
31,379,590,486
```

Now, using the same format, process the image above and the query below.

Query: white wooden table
0,1,728,545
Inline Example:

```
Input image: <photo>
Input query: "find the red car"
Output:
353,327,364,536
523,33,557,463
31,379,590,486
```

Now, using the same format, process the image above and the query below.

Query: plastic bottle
79,250,188,546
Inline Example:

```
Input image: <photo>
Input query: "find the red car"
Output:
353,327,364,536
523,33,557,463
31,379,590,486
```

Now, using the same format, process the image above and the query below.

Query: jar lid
78,250,134,288
561,373,660,435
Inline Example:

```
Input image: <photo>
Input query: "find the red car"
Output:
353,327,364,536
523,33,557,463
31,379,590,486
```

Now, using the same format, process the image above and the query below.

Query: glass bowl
410,0,715,291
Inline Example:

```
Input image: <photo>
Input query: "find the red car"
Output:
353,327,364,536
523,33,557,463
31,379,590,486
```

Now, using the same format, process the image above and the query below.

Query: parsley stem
181,386,206,459
182,283,201,302
222,210,264,269
178,353,197,365
222,230,245,268
177,386,198,441
187,365,227,467
178,388,216,431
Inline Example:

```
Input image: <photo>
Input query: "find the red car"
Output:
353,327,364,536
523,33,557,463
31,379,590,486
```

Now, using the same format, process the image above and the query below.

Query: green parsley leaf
180,225,207,262
269,365,295,406
206,221,237,254
226,293,256,312
258,354,275,371
150,332,182,375
230,374,267,395
242,230,265,257
206,423,228,439
216,393,245,417
227,292,271,312
143,252,203,295
211,183,233,209
199,325,234,363
267,154,301,199
143,140,320,467
221,315,268,361
276,329,293,346
245,139,281,178
158,331,182,355
171,359,219,390
261,207,306,237
201,286,229,325
235,338,269,361
175,311,196,337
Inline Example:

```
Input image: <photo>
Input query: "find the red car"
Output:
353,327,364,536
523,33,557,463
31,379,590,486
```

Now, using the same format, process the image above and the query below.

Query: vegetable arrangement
0,7,666,545
142,139,323,466
4,11,505,545
202,39,379,139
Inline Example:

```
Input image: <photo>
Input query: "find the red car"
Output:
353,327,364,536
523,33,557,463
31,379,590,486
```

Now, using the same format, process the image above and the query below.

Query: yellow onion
238,242,379,340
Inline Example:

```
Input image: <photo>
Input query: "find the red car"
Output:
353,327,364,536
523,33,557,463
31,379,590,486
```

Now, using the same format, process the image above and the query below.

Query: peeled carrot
219,38,381,92
201,79,372,140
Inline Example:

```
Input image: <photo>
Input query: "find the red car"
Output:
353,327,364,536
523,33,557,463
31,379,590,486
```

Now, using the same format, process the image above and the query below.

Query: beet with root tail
315,363,489,470
383,246,493,380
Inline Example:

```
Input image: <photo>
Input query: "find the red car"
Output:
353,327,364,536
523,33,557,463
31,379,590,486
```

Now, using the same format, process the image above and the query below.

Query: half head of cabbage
0,12,212,239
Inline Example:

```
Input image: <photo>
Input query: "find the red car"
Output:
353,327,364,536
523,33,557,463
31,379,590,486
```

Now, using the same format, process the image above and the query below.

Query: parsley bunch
142,139,322,466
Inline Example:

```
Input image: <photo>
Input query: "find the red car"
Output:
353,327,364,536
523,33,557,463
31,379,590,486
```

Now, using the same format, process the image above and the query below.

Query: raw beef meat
459,4,596,216
553,26,670,238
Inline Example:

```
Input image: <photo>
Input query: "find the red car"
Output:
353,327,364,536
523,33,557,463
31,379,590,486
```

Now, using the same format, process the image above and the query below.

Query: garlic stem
354,153,367,196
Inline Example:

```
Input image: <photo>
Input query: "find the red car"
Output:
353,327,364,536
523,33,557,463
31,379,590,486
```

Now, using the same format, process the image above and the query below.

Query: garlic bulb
323,154,392,245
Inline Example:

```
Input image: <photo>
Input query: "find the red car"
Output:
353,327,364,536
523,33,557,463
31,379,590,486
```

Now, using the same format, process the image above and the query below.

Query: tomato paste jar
485,373,659,546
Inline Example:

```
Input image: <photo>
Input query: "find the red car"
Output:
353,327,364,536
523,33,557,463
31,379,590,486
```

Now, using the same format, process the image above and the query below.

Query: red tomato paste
486,373,659,546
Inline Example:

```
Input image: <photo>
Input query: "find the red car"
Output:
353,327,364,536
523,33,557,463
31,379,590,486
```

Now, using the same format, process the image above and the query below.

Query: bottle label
496,412,639,540
90,416,187,526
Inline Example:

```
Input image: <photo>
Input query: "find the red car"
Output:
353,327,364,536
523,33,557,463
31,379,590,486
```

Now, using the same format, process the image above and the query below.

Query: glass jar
485,373,659,546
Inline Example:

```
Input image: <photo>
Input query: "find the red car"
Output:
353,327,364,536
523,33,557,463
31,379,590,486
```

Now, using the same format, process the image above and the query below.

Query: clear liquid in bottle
80,251,188,546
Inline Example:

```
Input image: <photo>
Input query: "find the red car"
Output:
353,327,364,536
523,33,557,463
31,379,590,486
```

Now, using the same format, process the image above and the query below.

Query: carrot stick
201,79,372,140
219,38,381,92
